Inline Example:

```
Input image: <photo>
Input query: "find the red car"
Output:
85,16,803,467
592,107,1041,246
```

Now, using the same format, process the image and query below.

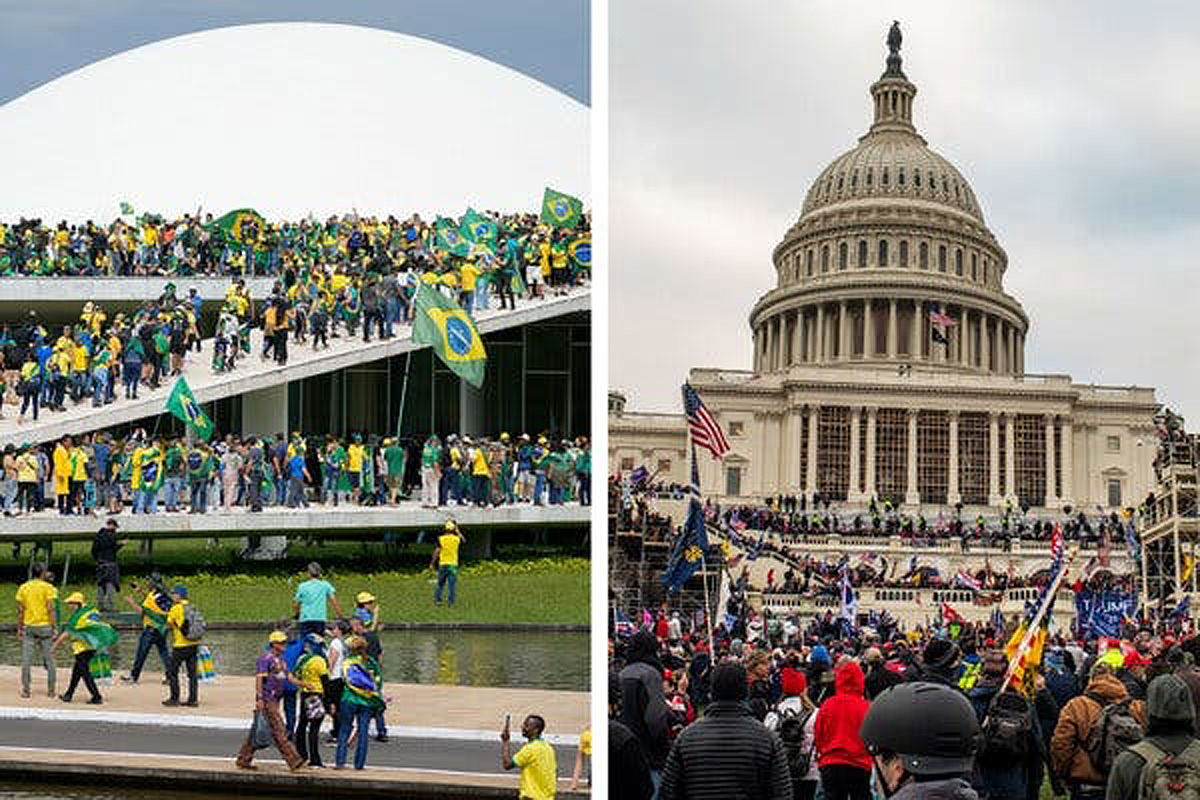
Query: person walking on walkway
163,585,201,706
294,633,330,769
120,574,172,684
51,591,115,705
335,634,386,770
432,520,465,606
293,562,343,638
91,518,127,611
15,563,57,698
235,630,306,771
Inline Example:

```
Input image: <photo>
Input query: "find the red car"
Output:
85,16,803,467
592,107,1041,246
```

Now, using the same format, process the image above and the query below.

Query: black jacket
610,719,654,800
659,701,793,800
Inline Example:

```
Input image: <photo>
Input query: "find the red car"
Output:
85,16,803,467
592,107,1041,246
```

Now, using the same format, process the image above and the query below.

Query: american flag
929,307,956,327
682,383,730,459
1050,523,1064,568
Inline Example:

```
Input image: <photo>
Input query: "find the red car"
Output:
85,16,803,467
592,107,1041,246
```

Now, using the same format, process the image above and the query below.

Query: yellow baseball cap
444,520,457,531
356,591,375,604
268,631,288,644
65,592,85,605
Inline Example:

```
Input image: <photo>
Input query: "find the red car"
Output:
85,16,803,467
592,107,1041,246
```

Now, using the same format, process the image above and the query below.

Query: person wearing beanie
912,639,963,689
659,662,793,800
1107,674,1199,800
863,647,903,700
1116,650,1150,701
967,650,1050,800
618,630,672,782
813,660,872,800
807,644,835,707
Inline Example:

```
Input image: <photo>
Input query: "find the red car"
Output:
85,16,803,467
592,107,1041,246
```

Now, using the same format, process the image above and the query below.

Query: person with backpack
1051,662,1147,800
771,685,819,800
813,660,873,800
120,574,172,684
1106,674,1200,800
968,651,1046,800
163,584,203,707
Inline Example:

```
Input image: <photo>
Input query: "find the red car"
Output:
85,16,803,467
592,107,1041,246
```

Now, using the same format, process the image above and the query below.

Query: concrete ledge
0,288,590,449
0,276,277,303
0,499,589,540
0,752,590,798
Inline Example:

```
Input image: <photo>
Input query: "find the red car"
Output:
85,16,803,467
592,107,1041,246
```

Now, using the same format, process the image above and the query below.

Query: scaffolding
1139,428,1200,614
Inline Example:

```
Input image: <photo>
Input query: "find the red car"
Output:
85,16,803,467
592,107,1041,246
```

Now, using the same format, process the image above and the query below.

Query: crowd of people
0,208,590,424
0,428,591,518
610,601,1200,800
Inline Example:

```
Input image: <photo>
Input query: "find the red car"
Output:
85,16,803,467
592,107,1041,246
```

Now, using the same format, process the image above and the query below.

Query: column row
754,300,1025,374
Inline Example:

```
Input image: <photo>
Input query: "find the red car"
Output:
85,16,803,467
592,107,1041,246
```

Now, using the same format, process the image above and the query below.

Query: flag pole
999,545,1077,691
691,442,715,657
395,351,411,440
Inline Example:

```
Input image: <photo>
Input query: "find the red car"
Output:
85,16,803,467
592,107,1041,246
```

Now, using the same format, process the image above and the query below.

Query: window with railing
875,409,907,502
918,410,949,505
958,412,989,504
1014,414,1047,507
817,406,850,501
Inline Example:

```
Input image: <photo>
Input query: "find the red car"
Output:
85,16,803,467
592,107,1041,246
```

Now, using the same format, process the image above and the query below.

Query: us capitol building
611,31,1159,515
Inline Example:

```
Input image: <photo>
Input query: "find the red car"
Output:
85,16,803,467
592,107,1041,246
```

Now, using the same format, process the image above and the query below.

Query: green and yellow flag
166,377,214,441
540,187,583,228
434,217,473,257
412,283,486,388
206,209,264,242
119,201,134,216
65,605,118,652
460,208,499,246
567,234,591,269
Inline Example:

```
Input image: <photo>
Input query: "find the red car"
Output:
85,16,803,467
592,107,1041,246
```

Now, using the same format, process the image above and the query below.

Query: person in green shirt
323,437,346,506
575,437,591,507
188,443,214,514
382,438,406,505
163,439,186,512
420,434,441,508
91,345,112,408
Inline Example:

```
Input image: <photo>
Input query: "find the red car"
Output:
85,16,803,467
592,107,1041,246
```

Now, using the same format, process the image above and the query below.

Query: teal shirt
293,578,336,622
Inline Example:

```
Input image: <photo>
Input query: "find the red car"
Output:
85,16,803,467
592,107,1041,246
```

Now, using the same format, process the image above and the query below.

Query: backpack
978,690,1033,765
777,707,815,781
181,603,206,640
1085,692,1144,775
1128,739,1200,800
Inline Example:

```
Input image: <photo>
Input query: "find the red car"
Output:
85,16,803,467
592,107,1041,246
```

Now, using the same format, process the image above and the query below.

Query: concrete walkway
0,286,589,449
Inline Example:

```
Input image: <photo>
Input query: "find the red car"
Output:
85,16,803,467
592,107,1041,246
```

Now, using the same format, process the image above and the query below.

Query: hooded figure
618,630,671,771
1106,674,1198,800
813,660,873,797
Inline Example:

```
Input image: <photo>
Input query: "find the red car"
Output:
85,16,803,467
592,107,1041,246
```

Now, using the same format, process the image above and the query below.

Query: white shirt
328,637,347,679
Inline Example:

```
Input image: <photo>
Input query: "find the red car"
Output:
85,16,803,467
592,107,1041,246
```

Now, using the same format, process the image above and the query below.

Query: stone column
1017,332,1025,375
1005,413,1016,502
792,309,802,367
910,299,922,361
887,299,898,359
1060,418,1074,507
848,406,862,501
863,300,875,359
816,304,825,363
1044,414,1057,508
980,314,991,372
960,309,971,367
785,405,802,492
988,411,1001,505
865,407,878,500
948,410,961,505
806,404,819,497
838,300,849,360
905,408,920,505
1006,324,1015,375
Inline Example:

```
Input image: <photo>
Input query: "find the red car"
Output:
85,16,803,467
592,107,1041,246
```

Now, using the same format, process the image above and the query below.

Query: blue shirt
293,578,335,622
288,455,305,480
92,443,109,478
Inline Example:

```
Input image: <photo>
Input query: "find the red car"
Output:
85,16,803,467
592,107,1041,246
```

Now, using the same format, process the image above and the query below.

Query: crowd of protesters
0,208,590,424
0,429,591,517
610,591,1200,800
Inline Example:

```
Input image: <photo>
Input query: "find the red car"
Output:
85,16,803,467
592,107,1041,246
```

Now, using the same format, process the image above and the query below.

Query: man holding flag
166,377,213,441
51,591,117,704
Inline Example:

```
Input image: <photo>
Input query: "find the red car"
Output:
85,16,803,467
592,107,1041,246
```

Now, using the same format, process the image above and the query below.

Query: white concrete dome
0,23,588,222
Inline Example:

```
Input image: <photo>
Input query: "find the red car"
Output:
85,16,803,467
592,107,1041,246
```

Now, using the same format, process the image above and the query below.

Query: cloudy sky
611,2,1200,423
0,0,588,104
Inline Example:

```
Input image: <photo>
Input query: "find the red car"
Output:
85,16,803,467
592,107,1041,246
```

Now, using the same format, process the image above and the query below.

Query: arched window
899,240,909,267
806,248,814,276
971,252,978,281
899,167,906,186
882,167,889,187
851,170,858,189
858,239,868,268
919,241,928,269
914,170,922,188
821,245,829,272
878,239,889,267
938,245,947,272
839,242,848,269
955,248,963,276
837,174,844,191
866,168,873,187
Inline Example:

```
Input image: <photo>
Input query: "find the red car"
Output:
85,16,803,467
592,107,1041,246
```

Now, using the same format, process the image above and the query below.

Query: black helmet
859,682,980,776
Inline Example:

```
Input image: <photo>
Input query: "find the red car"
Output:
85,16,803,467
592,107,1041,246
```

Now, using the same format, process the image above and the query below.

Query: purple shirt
256,652,288,702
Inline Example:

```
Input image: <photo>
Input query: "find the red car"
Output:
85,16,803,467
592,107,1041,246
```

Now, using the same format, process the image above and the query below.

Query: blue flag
663,448,708,592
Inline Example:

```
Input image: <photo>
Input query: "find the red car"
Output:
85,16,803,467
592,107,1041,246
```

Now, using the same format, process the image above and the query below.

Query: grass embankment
0,538,589,625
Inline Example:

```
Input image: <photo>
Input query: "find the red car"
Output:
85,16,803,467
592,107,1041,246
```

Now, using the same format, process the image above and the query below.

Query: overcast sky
0,0,588,104
611,2,1200,424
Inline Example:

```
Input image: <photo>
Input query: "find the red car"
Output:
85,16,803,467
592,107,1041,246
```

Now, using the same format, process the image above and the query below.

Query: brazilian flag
166,377,214,441
567,235,591,269
119,201,134,216
206,209,264,243
460,208,498,246
64,605,119,652
434,217,472,257
540,187,583,228
412,283,486,388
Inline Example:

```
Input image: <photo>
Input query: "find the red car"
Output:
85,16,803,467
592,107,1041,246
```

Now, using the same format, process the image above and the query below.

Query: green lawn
0,538,589,625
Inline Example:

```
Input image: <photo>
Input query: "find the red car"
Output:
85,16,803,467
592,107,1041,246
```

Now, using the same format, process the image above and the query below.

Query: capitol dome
750,29,1028,378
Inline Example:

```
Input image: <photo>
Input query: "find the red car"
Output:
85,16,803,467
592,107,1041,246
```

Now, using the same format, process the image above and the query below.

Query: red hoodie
813,661,872,770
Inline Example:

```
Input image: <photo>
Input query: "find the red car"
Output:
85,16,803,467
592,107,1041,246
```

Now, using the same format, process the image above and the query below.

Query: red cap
1124,651,1151,668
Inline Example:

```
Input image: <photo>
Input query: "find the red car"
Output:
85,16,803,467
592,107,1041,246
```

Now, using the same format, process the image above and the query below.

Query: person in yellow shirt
164,585,200,706
430,520,465,606
570,726,591,791
469,440,490,507
501,714,557,800
346,434,366,504
69,441,88,514
460,260,479,315
52,436,72,515
294,633,330,768
15,564,58,698
50,592,104,704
